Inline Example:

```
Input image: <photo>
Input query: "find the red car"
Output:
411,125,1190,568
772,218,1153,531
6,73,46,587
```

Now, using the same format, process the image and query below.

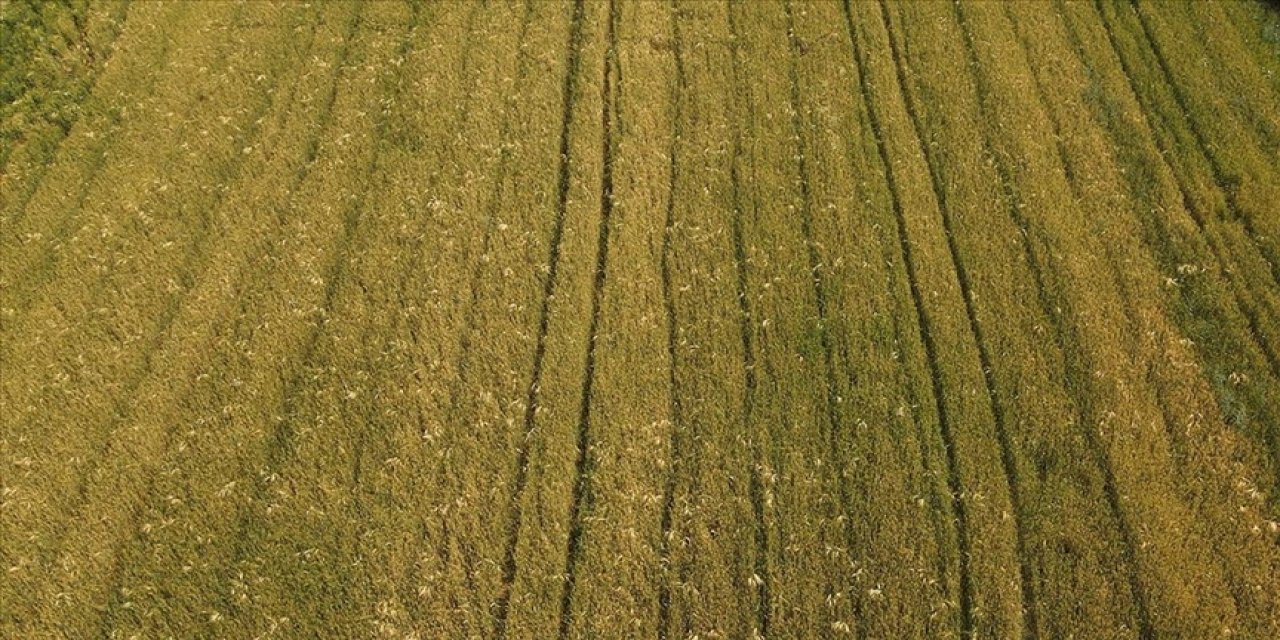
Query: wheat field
2,1,1279,638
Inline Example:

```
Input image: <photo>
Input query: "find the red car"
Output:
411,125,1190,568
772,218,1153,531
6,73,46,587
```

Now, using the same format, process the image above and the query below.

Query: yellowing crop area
2,1,1279,637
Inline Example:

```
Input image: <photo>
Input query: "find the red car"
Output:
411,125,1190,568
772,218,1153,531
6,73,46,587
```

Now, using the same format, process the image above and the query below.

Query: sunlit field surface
3,1,1279,637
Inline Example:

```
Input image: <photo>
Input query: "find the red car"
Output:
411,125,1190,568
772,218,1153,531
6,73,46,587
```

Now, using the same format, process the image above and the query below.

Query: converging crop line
838,0,958,623
88,3,349,633
781,1,866,636
210,0,421,621
995,5,1158,636
870,1,983,635
1083,0,1280,455
411,9,520,618
1120,0,1280,378
1204,3,1280,156
52,0,322,589
656,1,689,637
993,6,1084,205
438,0,533,443
945,2,1068,636
1126,1,1280,289
491,0,588,635
725,5,772,637
556,0,619,636
1077,2,1280,602
389,0,533,630
356,1,502,629
954,1,1159,635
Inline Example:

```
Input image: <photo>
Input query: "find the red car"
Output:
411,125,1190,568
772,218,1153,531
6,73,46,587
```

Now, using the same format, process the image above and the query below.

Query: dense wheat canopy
3,1,1279,637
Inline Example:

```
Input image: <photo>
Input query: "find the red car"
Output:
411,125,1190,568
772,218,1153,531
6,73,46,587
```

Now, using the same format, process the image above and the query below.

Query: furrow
724,5,772,636
780,1,864,634
556,0,618,635
1126,1,1280,287
993,7,1174,637
655,2,688,636
839,0,959,626
213,0,420,611
1085,0,1280,454
873,0,982,633
491,1,588,634
2,0,135,230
